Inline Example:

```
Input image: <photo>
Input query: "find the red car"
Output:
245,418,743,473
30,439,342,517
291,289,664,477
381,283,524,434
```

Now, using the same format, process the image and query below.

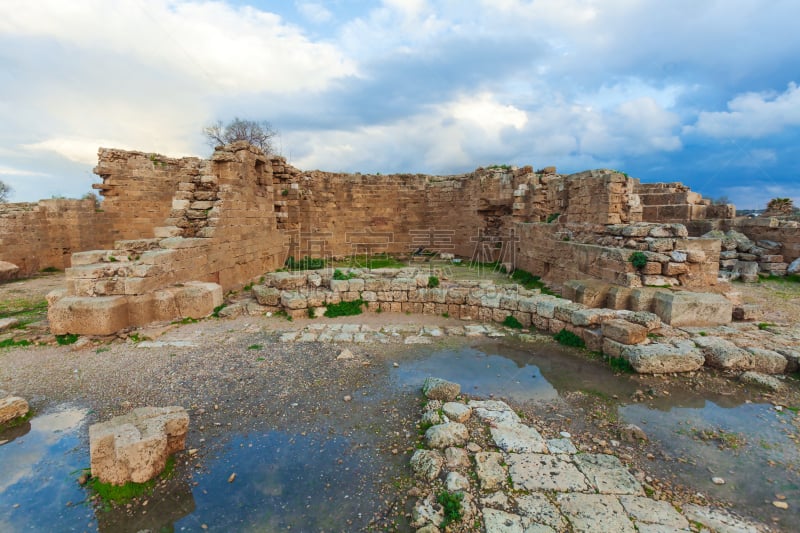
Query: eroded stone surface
490,423,548,453
89,406,188,485
507,454,589,492
422,377,460,401
424,422,469,449
573,453,643,495
0,394,29,425
556,493,636,533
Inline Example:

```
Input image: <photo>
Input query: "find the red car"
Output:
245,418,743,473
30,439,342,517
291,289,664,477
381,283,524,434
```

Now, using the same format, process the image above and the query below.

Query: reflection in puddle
393,341,637,402
0,405,93,532
175,431,383,531
621,401,800,530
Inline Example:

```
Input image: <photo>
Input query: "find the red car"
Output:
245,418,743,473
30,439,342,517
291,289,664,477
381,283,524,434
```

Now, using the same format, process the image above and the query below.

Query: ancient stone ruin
0,141,797,342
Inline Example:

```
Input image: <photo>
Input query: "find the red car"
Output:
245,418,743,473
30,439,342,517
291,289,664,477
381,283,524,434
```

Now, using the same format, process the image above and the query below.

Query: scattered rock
442,402,471,423
620,424,648,442
335,348,355,360
424,422,469,449
739,371,783,391
410,449,444,480
422,377,460,401
712,477,725,485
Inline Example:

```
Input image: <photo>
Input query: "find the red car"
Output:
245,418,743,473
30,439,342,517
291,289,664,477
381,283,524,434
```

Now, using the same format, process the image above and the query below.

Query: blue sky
0,0,798,209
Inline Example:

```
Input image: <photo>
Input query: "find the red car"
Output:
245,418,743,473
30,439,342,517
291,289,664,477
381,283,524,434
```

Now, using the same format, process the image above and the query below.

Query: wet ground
2,334,799,531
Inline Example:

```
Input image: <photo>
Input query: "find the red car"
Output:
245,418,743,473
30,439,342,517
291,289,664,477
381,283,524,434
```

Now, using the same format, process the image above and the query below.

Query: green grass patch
87,456,175,504
629,251,648,270
55,333,79,345
0,298,48,321
437,490,464,528
285,255,326,271
510,269,558,296
554,328,585,348
0,338,32,349
128,333,149,344
502,315,523,329
95,347,110,354
172,316,199,325
333,269,357,280
324,299,364,318
40,266,61,273
757,322,775,330
247,344,263,350
427,275,439,288
608,356,634,373
487,164,511,170
545,212,560,223
274,309,292,321
211,303,227,318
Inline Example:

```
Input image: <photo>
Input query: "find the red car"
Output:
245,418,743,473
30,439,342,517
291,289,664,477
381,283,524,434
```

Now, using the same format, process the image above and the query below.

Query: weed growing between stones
274,309,292,321
55,333,79,345
502,315,523,329
0,338,32,348
333,269,357,280
554,328,585,348
629,251,648,270
86,456,175,504
757,322,775,331
608,356,634,373
247,344,263,350
211,303,227,318
436,490,463,528
545,212,560,223
285,256,326,270
39,266,61,273
172,316,199,325
0,409,33,431
324,299,365,318
427,276,439,288
510,269,558,296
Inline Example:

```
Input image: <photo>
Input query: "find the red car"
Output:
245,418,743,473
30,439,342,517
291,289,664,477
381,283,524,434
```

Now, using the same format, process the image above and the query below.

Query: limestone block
0,395,29,425
745,347,787,374
174,282,223,318
642,262,663,275
553,301,586,323
686,249,706,263
265,271,306,290
89,406,188,485
582,327,603,352
49,296,130,335
693,336,753,370
159,237,207,249
605,287,631,310
280,291,308,310
602,338,625,358
622,340,705,374
663,262,688,276
0,261,20,281
653,292,732,327
536,299,558,318
732,262,759,283
641,275,679,287
602,319,648,345
571,308,616,327
252,285,280,306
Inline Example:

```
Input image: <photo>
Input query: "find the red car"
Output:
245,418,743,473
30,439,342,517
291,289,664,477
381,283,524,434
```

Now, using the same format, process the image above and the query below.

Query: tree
202,117,277,154
0,180,11,203
765,197,794,216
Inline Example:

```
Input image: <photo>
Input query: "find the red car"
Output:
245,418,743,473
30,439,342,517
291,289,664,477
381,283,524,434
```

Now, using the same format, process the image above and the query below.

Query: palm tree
765,197,794,216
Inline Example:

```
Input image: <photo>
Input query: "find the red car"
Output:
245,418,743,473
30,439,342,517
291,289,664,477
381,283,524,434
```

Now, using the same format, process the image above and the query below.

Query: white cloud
0,166,49,177
297,2,333,24
22,138,133,165
687,82,800,138
0,0,355,94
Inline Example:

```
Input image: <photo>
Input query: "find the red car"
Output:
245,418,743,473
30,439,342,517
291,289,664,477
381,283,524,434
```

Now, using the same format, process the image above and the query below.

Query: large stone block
48,296,129,335
89,406,188,485
174,282,223,318
0,394,29,425
622,340,705,374
602,319,648,345
653,292,732,327
693,336,753,370
0,261,20,281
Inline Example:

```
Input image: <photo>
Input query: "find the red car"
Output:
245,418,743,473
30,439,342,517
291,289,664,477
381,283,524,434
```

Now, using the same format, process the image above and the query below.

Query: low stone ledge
0,392,29,425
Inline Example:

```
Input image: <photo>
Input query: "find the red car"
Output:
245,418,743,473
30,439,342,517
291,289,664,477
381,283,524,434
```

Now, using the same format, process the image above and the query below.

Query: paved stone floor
410,386,766,533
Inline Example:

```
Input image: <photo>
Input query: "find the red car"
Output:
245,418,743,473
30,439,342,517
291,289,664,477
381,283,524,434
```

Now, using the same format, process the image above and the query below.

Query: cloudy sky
0,0,798,209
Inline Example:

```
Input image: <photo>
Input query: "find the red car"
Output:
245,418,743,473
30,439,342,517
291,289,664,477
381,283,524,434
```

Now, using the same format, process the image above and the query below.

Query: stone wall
635,182,735,223
723,217,800,264
513,222,720,289
49,142,286,334
0,199,112,275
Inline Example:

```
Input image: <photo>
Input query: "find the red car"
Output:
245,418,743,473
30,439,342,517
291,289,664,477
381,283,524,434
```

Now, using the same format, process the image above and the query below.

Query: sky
0,0,798,209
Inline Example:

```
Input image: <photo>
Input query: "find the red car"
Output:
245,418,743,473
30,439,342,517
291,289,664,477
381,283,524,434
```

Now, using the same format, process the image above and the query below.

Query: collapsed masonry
3,141,793,334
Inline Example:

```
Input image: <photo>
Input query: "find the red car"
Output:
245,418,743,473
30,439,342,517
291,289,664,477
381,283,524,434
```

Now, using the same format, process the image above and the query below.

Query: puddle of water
393,341,637,402
0,405,95,532
621,401,800,530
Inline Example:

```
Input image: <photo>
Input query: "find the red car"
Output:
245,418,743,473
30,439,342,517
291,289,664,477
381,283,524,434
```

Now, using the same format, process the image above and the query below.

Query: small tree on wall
765,197,794,216
202,118,277,154
0,179,11,203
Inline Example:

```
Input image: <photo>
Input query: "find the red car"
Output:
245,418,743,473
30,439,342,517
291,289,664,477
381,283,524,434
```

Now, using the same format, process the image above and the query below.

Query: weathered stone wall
49,142,286,334
513,222,720,289
93,148,204,243
723,217,800,263
635,182,735,223
0,199,112,275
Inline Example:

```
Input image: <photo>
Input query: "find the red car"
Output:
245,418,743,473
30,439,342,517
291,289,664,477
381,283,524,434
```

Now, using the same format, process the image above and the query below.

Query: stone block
602,338,625,358
732,304,758,321
653,292,732,327
746,347,787,374
602,319,648,345
0,260,20,281
252,285,280,306
89,406,188,485
174,282,223,318
49,296,130,335
582,328,603,352
0,395,29,425
622,340,705,374
605,287,631,310
571,308,616,327
281,291,308,309
693,336,753,370
553,301,586,323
